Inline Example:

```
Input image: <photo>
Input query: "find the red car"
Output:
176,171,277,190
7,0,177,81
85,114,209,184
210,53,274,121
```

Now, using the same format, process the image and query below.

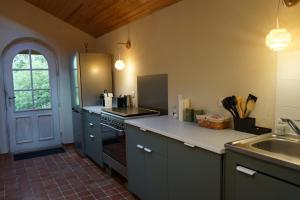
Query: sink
251,137,300,159
225,133,300,170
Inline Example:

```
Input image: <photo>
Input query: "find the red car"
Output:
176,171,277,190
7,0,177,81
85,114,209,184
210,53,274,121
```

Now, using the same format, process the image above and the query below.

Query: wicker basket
197,118,230,129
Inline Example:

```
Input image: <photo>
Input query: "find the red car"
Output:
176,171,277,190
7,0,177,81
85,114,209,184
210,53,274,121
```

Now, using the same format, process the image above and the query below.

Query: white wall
0,0,96,153
96,0,300,128
276,51,300,123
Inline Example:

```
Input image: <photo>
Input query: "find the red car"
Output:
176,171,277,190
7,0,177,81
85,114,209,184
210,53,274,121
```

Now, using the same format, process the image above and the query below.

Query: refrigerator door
79,53,112,106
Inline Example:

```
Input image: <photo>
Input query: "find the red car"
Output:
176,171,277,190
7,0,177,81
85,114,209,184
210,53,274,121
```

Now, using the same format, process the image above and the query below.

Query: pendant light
114,39,131,70
266,0,292,51
115,54,125,70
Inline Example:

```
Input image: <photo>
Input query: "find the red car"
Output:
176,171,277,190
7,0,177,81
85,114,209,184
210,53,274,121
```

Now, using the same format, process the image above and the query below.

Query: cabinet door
235,166,300,200
168,139,222,200
126,125,146,198
144,151,168,200
83,113,103,166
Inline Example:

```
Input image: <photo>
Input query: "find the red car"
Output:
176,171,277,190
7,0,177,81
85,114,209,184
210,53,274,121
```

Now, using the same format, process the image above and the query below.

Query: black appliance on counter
100,108,159,178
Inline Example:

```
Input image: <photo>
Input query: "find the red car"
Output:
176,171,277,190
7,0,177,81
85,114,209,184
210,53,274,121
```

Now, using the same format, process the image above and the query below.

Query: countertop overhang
125,115,255,154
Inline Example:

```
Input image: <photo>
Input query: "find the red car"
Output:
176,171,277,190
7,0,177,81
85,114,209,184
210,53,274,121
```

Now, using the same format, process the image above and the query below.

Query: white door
3,42,60,153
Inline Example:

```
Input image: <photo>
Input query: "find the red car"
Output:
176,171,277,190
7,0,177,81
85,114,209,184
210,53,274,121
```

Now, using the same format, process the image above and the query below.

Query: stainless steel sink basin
226,133,300,170
251,137,300,159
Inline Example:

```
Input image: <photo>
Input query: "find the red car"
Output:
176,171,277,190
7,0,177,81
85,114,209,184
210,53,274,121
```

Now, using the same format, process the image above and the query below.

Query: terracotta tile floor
0,148,137,200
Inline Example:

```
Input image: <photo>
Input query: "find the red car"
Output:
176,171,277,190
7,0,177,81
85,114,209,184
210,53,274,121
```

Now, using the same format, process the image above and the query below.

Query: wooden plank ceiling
24,0,181,37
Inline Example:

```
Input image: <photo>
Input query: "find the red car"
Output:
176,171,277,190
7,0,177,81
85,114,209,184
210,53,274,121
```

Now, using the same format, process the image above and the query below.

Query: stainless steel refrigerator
70,52,112,156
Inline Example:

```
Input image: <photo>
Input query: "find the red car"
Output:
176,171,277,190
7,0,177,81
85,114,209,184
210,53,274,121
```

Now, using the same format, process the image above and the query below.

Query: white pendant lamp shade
266,28,291,51
115,58,125,70
266,1,292,52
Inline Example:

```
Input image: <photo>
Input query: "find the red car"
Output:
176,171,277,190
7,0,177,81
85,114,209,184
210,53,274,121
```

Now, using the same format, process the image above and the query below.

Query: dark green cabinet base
126,124,222,200
225,150,300,200
83,110,103,166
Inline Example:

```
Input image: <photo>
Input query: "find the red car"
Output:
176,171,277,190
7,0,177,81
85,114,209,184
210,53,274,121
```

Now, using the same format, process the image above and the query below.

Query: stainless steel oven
100,113,127,177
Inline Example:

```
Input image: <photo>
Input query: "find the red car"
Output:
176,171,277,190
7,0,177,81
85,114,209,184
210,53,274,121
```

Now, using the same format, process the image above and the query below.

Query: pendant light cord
276,0,280,28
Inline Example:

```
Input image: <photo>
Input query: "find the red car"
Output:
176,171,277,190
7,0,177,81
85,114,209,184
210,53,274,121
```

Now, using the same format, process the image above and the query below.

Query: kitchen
0,0,300,200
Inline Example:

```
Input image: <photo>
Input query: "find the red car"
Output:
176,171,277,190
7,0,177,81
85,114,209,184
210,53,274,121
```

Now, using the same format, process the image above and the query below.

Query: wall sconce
115,39,131,70
266,0,292,51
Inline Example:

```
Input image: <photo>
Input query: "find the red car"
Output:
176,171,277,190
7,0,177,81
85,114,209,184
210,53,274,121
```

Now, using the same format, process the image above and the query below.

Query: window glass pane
73,56,77,69
74,87,80,106
31,52,48,69
13,71,32,90
32,70,50,89
12,50,30,69
34,90,51,109
73,69,78,87
14,91,33,111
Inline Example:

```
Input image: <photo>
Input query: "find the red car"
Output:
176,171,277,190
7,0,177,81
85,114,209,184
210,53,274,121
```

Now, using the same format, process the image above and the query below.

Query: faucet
281,118,300,135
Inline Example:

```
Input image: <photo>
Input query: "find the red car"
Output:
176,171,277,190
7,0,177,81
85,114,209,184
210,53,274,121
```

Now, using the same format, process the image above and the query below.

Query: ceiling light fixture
266,0,292,51
115,39,131,70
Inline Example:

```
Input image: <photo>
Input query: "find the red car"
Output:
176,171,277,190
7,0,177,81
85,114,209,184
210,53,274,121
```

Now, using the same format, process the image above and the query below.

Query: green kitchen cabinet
126,125,168,200
167,139,222,200
225,150,300,200
83,110,103,166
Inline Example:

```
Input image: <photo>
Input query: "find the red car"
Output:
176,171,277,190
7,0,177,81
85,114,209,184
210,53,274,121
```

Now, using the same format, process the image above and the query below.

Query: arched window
12,49,51,111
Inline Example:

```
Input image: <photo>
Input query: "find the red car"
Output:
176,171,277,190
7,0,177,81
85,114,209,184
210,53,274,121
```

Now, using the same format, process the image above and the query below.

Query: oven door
100,122,126,166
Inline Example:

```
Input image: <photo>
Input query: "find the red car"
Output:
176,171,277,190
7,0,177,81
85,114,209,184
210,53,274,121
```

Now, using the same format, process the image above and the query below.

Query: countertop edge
126,120,228,154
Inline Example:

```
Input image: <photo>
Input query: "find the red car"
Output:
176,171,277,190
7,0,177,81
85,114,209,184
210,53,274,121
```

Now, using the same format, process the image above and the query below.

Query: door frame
0,37,61,153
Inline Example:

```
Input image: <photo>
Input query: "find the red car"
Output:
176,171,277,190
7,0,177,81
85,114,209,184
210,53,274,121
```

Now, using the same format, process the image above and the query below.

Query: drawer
126,125,167,157
83,110,101,127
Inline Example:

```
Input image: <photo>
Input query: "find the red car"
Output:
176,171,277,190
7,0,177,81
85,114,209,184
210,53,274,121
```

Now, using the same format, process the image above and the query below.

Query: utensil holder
233,117,256,132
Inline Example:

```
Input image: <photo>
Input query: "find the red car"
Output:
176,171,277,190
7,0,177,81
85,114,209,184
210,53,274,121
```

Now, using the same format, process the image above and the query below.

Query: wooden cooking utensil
236,96,244,118
244,100,256,117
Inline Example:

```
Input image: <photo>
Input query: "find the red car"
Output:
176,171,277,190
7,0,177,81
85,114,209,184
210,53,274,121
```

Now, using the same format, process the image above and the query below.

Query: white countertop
125,116,256,154
82,106,104,114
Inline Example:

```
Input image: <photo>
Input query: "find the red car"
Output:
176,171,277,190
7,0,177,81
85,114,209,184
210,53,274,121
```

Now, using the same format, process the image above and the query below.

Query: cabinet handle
144,147,152,153
184,142,195,148
89,123,94,126
89,134,95,139
136,144,144,150
140,128,147,132
236,166,256,176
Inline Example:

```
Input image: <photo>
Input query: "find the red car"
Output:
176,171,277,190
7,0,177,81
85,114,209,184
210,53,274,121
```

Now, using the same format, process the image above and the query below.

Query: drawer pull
89,134,95,139
236,166,256,176
140,128,147,132
144,147,152,153
89,123,94,126
136,144,144,150
184,142,195,148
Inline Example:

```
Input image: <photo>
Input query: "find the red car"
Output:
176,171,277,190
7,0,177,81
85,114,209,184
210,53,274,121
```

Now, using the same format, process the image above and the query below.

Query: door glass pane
13,71,32,90
34,90,51,109
14,91,33,111
32,70,50,89
31,51,48,69
12,50,30,69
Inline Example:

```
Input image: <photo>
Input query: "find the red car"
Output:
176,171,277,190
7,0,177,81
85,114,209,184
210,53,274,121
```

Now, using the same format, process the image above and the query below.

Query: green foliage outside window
12,51,52,111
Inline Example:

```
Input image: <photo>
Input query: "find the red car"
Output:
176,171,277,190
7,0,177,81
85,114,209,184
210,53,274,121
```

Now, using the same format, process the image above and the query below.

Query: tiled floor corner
0,148,137,200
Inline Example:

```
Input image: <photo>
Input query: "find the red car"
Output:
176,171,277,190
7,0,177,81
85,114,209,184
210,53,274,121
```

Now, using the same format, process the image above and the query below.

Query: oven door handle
100,123,124,133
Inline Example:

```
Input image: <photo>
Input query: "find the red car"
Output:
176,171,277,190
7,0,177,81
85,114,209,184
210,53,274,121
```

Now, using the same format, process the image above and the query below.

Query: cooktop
102,107,159,117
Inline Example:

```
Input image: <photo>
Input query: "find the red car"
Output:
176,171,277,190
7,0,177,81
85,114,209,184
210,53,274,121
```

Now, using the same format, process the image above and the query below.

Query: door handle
236,166,256,176
144,147,152,153
184,142,195,148
89,122,94,126
8,96,16,100
89,134,95,139
136,144,144,150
